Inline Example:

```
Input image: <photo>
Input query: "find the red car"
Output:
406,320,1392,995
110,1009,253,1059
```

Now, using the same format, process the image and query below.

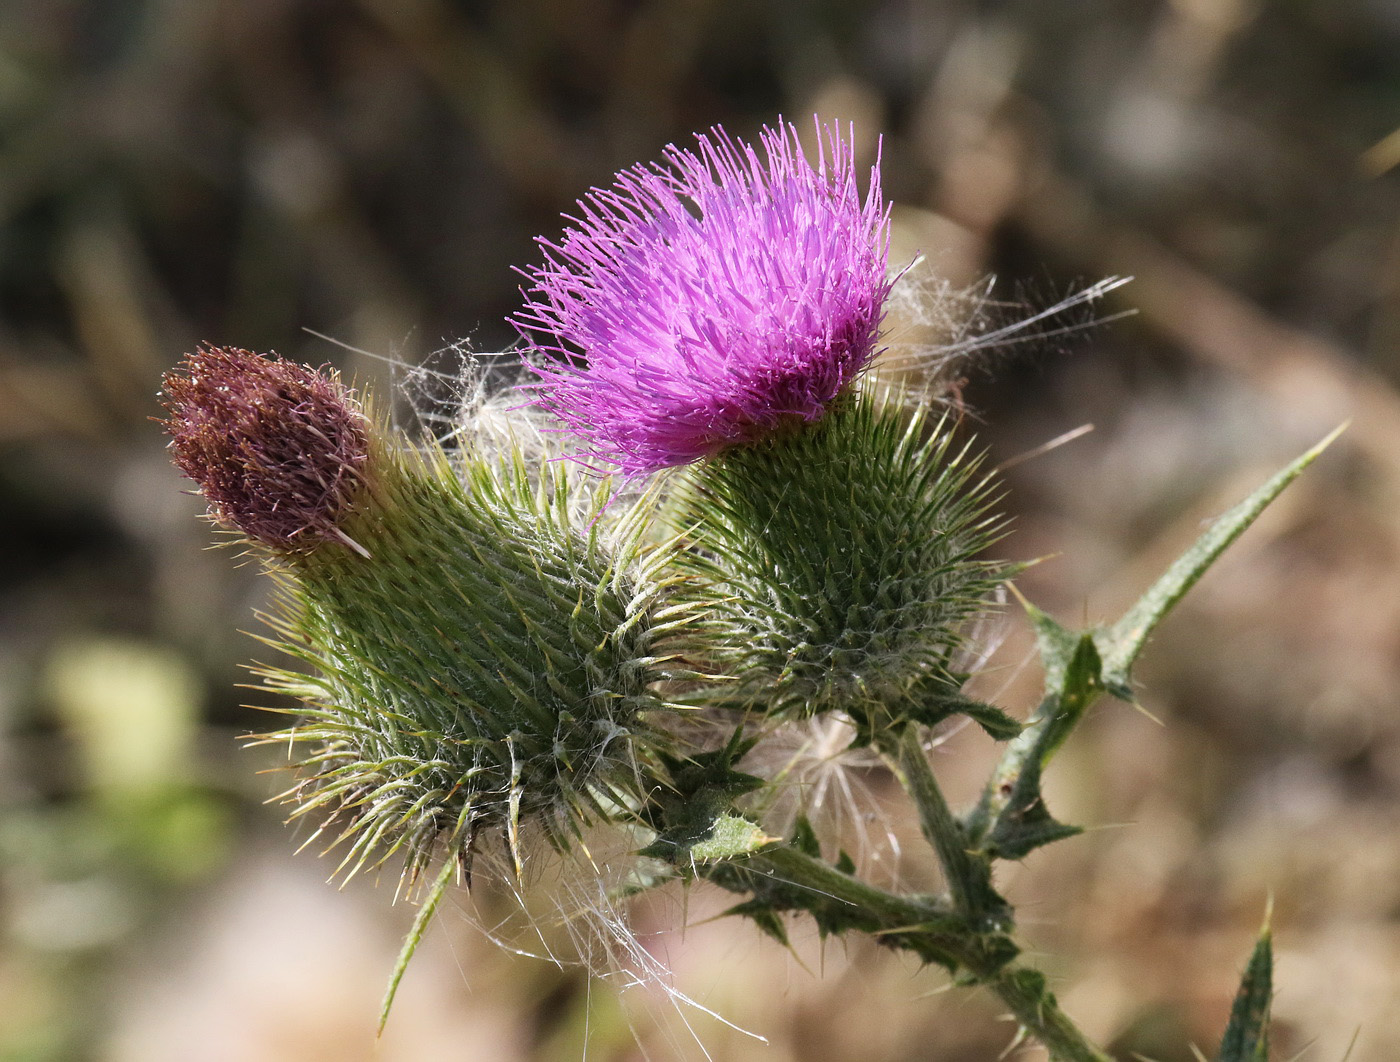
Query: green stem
699,843,1112,1062
871,725,1110,1061
970,691,1067,839
877,723,1000,926
751,845,965,932
985,966,1115,1062
966,629,1106,849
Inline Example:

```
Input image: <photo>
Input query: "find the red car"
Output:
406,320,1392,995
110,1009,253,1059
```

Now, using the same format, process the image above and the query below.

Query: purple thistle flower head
161,345,369,552
515,118,893,477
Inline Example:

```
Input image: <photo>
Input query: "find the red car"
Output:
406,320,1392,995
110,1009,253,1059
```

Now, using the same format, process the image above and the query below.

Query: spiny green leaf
1099,425,1344,690
983,746,1084,860
1022,599,1082,693
970,431,1341,866
724,900,790,947
1036,633,1104,760
639,734,766,860
966,632,1100,857
913,692,1023,741
1217,910,1273,1062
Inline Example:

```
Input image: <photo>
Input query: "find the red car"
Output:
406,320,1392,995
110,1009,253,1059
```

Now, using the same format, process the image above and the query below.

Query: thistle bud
162,348,680,882
675,392,1010,739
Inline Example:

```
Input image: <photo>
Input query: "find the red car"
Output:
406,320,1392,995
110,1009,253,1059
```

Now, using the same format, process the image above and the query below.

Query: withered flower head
161,345,369,551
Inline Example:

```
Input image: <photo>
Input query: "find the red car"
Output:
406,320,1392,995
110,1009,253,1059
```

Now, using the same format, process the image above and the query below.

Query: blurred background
3,0,1400,1059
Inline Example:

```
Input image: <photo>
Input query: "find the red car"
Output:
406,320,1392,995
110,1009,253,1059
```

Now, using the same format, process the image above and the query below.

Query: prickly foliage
968,428,1343,864
1218,913,1273,1062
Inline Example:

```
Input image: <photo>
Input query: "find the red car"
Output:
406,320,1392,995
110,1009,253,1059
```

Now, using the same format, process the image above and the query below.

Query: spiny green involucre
162,346,682,881
673,390,1009,739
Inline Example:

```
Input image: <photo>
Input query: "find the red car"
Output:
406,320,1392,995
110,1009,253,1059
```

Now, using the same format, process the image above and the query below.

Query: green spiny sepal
254,432,684,883
671,388,1010,739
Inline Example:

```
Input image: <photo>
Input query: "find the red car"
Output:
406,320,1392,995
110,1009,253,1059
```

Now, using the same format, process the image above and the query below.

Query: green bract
254,435,683,881
671,389,1010,740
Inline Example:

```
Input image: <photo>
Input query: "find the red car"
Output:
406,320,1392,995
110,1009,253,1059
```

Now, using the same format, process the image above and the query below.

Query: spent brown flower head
161,345,369,551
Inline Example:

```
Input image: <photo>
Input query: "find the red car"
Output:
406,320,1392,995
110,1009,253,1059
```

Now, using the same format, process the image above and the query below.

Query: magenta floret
515,119,893,476
161,345,369,551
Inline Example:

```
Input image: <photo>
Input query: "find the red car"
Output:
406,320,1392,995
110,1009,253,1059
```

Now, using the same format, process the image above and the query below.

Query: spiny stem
985,966,1115,1062
696,842,996,974
874,724,1112,1061
749,845,960,929
966,626,1106,853
702,843,1113,1062
877,723,994,924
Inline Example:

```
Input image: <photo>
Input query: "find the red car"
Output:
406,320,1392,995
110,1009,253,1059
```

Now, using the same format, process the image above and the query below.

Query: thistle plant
163,121,1339,1059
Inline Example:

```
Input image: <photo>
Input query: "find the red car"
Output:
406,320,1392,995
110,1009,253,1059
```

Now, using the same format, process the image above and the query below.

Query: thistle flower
515,119,892,477
161,347,681,883
516,120,1010,742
